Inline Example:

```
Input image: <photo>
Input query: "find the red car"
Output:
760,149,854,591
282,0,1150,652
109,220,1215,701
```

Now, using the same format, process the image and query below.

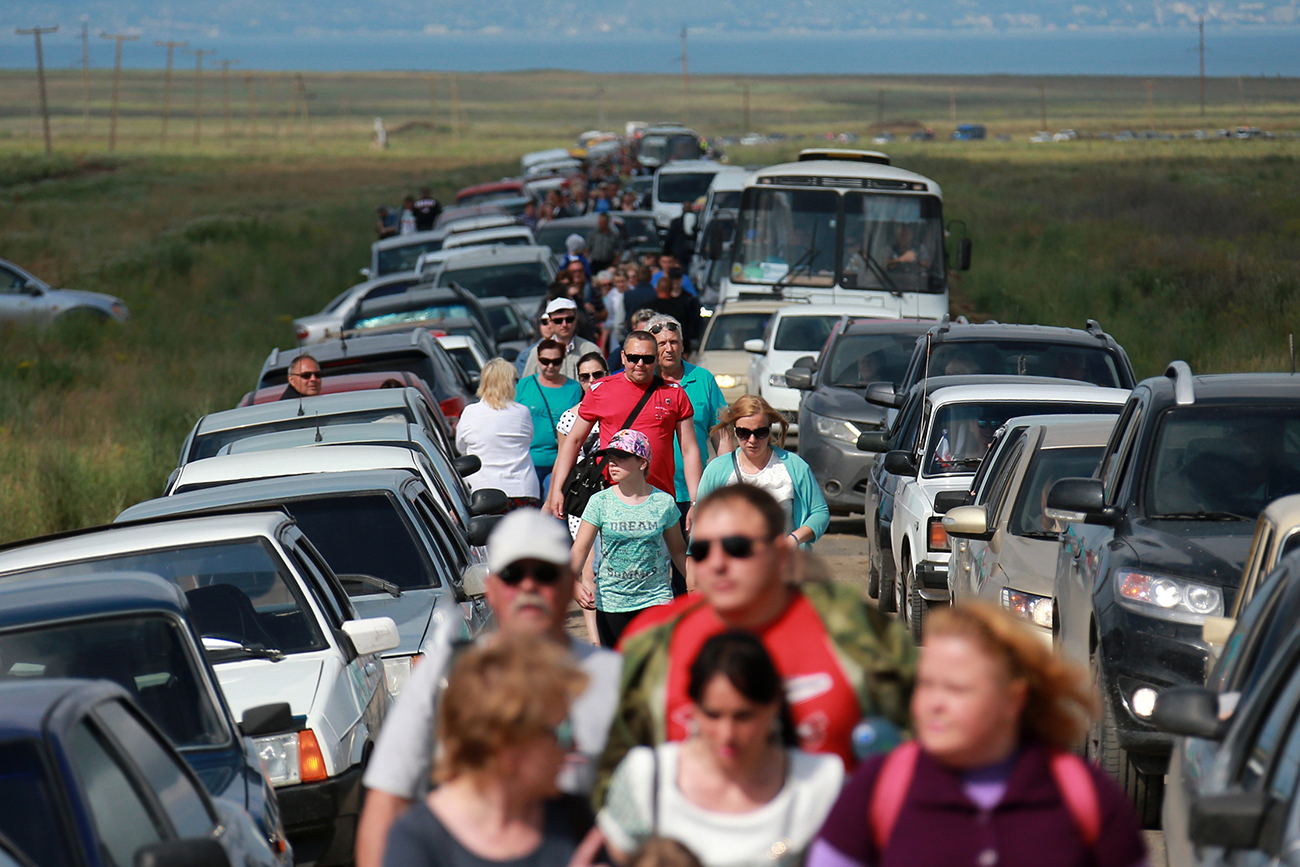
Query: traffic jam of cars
5,121,1300,867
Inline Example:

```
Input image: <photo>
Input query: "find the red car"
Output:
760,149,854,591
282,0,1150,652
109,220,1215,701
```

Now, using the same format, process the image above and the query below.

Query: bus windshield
842,193,946,295
732,188,838,287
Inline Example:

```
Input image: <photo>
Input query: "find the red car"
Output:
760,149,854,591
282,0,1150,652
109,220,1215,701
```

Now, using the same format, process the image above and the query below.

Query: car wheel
1089,665,1164,829
895,550,912,625
906,558,928,643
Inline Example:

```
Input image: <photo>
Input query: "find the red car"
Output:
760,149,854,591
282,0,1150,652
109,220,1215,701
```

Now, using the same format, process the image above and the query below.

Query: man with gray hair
354,509,621,867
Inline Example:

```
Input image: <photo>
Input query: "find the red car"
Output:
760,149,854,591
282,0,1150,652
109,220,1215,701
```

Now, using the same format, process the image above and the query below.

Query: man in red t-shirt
593,484,916,804
545,330,703,524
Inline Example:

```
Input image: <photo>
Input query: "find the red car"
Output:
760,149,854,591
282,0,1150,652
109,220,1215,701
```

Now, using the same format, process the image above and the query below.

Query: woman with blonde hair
455,357,541,509
384,635,593,867
808,602,1146,867
697,394,829,548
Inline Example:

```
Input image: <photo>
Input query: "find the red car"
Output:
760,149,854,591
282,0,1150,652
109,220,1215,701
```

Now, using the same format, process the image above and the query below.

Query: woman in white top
597,631,843,867
455,358,540,508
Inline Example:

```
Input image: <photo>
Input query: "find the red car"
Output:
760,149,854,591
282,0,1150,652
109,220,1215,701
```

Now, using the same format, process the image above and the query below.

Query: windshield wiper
767,224,820,297
1149,511,1249,522
338,573,403,597
863,248,904,296
201,638,285,662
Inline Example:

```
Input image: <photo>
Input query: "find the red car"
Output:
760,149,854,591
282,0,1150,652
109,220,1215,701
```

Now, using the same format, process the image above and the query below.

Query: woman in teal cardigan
515,339,583,487
698,394,830,547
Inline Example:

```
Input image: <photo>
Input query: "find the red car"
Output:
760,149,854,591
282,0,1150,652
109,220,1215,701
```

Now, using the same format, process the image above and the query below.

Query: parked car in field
693,301,779,404
0,571,290,865
743,305,856,442
945,415,1118,641
1048,363,1300,825
425,244,557,315
292,272,422,346
117,471,492,698
255,332,475,428
0,678,267,867
367,230,449,278
865,380,1128,639
0,512,401,867
0,258,129,327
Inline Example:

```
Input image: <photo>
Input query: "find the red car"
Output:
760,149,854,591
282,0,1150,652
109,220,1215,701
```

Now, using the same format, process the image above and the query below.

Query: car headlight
384,655,416,697
809,411,862,445
715,374,744,390
253,729,327,786
1001,588,1053,629
110,302,128,319
1114,569,1224,624
768,373,788,388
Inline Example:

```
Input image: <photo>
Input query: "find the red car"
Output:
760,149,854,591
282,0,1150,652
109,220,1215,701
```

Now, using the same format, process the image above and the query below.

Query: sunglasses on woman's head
498,562,563,586
687,535,767,561
735,425,771,440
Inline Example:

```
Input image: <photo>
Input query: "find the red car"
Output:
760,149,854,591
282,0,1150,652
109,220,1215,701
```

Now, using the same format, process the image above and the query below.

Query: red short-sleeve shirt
578,374,693,496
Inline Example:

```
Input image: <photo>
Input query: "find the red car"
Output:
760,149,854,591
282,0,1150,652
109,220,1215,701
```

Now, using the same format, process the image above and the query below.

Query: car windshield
924,402,1114,477
435,262,551,299
349,302,475,332
191,408,413,461
823,332,918,387
0,616,228,748
925,341,1124,388
840,193,946,295
0,739,70,867
286,496,437,592
773,315,840,353
703,312,772,352
445,346,481,375
1010,446,1105,537
733,188,838,287
377,240,443,276
0,541,326,657
534,224,583,255
1147,406,1300,521
657,172,718,205
618,215,658,245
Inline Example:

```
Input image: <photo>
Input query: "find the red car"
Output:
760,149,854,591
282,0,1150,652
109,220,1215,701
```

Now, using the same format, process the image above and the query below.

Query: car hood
1129,518,1254,590
918,475,974,502
47,287,126,307
214,656,324,718
353,588,440,656
804,385,889,427
695,350,751,376
997,535,1062,597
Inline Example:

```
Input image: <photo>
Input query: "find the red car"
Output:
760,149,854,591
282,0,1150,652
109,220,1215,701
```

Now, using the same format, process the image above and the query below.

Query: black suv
1048,362,1300,825
872,317,1137,407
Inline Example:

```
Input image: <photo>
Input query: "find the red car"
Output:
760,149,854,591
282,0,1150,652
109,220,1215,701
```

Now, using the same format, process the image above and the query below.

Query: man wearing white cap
521,296,601,379
354,509,621,867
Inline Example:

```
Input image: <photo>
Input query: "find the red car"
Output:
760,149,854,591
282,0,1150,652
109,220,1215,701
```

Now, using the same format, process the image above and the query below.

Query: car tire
906,556,927,643
1090,667,1164,829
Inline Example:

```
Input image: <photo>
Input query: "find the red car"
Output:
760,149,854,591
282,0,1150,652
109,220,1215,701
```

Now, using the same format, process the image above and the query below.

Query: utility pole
1261,74,1268,127
1238,76,1247,126
1039,83,1048,132
154,40,187,147
428,75,437,147
245,75,258,143
292,74,314,143
1145,79,1155,130
877,88,884,128
81,19,91,134
949,88,957,125
680,24,689,124
16,25,57,157
220,59,239,146
186,47,216,145
101,31,137,152
450,76,461,142
1198,17,1206,117
742,83,750,136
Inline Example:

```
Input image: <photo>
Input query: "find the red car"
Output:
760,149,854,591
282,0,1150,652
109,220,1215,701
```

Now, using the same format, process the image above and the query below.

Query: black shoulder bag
561,377,661,519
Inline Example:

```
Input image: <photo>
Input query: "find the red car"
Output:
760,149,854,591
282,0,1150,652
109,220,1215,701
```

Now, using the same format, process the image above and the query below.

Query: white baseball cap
486,509,572,574
545,297,578,316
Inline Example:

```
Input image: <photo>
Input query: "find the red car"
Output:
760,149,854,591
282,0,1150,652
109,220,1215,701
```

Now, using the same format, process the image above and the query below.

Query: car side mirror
1190,791,1275,850
341,617,402,656
469,514,503,547
865,382,901,407
857,431,890,453
453,455,482,477
460,563,489,599
135,839,231,867
470,487,507,515
792,355,816,370
743,339,766,354
359,268,372,278
956,238,972,271
943,505,993,540
23,280,42,296
239,702,294,738
784,368,813,391
1045,477,1117,525
933,489,973,514
882,450,917,476
1149,685,1228,740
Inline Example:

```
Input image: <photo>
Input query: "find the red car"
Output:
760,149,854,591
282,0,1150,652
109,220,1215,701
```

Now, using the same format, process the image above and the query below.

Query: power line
101,31,138,152
186,47,216,145
154,40,188,147
16,25,58,156
219,59,240,146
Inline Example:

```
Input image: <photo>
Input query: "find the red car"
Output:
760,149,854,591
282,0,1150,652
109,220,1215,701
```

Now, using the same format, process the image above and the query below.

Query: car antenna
1015,304,1020,325
315,413,323,442
922,331,931,392
1291,333,1295,375
297,394,305,417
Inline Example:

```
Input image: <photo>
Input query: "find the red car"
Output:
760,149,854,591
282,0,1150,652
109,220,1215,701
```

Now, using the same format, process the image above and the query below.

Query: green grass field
2,70,1300,542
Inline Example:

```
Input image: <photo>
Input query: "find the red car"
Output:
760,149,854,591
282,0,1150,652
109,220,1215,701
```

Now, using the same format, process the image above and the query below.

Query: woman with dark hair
597,631,843,867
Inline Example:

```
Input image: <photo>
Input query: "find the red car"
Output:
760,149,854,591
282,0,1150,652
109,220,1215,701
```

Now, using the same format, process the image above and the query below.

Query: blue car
0,572,291,866
0,677,273,867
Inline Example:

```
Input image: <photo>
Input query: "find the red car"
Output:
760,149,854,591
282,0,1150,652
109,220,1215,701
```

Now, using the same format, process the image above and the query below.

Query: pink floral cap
599,428,651,461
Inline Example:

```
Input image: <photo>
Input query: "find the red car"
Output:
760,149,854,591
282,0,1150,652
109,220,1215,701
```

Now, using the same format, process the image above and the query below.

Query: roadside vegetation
2,71,1299,541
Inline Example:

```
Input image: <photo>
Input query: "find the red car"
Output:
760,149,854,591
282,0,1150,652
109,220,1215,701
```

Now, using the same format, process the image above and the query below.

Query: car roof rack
1085,319,1107,339
1165,360,1195,405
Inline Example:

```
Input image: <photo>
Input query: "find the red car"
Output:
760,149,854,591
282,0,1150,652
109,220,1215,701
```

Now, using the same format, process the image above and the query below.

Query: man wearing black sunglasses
595,483,916,804
356,509,622,867
522,297,600,379
545,331,703,534
281,354,322,400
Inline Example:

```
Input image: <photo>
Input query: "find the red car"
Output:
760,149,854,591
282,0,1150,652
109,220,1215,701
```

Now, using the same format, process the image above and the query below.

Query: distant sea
4,28,1299,77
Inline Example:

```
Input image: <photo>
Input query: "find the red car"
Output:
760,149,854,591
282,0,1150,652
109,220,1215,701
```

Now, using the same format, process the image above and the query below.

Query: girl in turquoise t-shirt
571,428,688,648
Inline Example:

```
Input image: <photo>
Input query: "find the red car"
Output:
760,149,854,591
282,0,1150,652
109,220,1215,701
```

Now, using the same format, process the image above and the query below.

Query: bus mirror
957,238,972,271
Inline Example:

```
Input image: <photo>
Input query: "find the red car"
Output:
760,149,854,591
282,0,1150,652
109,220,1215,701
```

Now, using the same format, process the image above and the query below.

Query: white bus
722,149,969,320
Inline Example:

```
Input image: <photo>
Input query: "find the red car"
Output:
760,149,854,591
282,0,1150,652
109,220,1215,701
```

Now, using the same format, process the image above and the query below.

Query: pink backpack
868,741,1101,851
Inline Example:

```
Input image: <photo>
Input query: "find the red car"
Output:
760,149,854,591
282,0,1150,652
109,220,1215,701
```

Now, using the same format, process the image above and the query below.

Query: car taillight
294,325,309,342
440,397,465,424
927,518,950,551
298,729,328,783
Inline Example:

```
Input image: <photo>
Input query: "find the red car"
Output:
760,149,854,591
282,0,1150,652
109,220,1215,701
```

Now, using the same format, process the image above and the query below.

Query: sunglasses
687,535,768,561
550,315,576,325
498,561,563,586
538,357,564,367
735,425,771,440
649,322,680,335
578,371,606,382
292,370,322,380
624,353,657,366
